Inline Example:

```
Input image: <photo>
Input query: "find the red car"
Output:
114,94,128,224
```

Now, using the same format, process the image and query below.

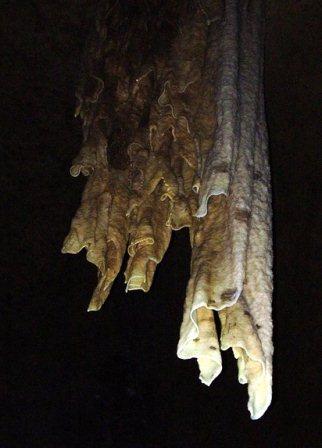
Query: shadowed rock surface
2,1,321,447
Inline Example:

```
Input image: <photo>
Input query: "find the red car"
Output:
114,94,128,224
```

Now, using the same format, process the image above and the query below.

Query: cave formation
62,0,273,420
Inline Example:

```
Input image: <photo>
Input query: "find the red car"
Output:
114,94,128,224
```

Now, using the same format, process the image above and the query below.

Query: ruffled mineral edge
177,299,272,420
62,0,273,422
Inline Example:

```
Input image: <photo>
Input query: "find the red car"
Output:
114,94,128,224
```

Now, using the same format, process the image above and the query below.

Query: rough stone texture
3,0,320,445
60,1,273,419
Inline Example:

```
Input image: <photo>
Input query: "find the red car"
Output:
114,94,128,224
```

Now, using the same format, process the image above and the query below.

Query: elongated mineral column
62,0,273,420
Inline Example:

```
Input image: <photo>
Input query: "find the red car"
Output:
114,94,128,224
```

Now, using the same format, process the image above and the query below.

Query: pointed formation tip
87,302,101,312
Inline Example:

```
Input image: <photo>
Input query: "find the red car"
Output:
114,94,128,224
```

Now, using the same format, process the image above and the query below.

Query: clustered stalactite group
62,0,273,420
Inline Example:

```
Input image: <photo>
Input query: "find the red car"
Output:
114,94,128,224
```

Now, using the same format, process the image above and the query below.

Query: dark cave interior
2,1,321,447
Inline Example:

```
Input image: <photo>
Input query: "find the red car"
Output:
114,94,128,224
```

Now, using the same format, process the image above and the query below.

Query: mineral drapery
62,0,273,420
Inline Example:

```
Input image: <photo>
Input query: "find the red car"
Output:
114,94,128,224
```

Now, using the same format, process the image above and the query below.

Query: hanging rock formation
62,0,273,420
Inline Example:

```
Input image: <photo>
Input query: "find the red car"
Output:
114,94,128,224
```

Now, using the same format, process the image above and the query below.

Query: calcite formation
62,0,273,419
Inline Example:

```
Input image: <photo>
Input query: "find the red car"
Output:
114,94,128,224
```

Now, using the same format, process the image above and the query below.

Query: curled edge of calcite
62,0,273,421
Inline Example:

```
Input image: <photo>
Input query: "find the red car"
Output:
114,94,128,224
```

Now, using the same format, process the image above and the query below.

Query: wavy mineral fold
62,0,273,420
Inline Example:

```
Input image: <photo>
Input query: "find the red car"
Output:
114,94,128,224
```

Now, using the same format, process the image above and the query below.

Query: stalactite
62,0,273,420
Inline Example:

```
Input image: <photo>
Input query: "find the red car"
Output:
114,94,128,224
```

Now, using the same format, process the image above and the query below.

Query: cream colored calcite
62,168,129,311
125,186,171,292
177,0,272,420
62,0,273,420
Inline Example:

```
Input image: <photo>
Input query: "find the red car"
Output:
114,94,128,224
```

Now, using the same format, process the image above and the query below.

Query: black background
2,1,321,447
